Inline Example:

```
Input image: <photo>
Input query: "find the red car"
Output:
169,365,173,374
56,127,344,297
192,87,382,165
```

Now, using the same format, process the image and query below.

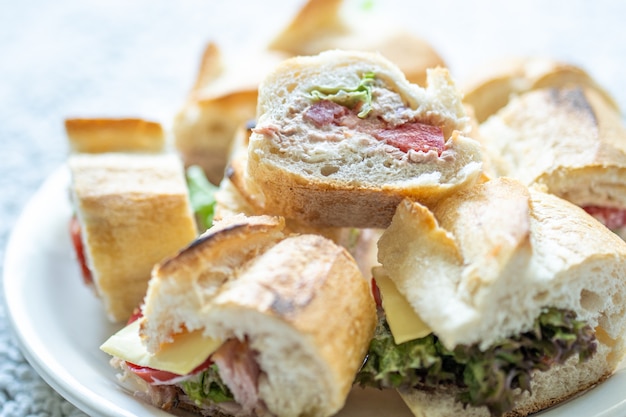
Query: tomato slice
374,122,445,155
126,306,143,325
371,277,382,308
126,362,183,383
126,352,214,384
69,216,93,285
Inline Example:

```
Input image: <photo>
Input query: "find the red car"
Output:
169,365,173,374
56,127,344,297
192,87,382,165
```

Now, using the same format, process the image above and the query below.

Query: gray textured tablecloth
1,1,625,415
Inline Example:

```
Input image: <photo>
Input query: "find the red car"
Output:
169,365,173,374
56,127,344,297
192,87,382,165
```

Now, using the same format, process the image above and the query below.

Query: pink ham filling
583,206,626,230
211,338,261,413
303,99,445,155
303,99,350,125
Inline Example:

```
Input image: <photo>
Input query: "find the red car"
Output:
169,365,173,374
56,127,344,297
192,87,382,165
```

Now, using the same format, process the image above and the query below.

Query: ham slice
583,206,626,230
303,99,350,127
211,338,261,413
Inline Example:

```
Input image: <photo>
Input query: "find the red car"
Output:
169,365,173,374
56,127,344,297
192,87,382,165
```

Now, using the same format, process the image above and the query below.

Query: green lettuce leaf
186,165,219,231
355,308,597,416
309,72,376,118
355,317,461,390
180,364,234,406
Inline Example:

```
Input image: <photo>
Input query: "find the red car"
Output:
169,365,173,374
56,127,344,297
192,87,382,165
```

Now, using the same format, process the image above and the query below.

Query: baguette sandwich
67,118,198,322
245,50,484,229
477,85,626,238
356,177,626,416
100,214,377,417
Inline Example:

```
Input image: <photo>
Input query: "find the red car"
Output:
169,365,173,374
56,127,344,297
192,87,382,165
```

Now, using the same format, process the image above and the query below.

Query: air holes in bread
612,290,623,306
580,289,603,312
533,290,549,303
320,165,339,176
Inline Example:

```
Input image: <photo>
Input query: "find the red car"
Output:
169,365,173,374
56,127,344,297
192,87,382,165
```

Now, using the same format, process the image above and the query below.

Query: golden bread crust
462,56,619,123
65,118,164,153
69,153,197,322
479,86,626,209
267,0,347,55
155,214,286,281
268,0,445,86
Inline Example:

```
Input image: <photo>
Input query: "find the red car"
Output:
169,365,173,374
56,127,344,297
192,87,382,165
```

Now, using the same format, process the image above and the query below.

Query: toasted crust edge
65,118,165,153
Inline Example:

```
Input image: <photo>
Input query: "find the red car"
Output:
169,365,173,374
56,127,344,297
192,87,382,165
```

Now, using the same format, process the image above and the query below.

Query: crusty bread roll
477,85,626,238
377,177,626,416
69,152,197,322
462,56,619,123
246,50,484,228
268,0,445,86
172,43,288,185
65,117,165,153
137,214,377,417
215,123,383,278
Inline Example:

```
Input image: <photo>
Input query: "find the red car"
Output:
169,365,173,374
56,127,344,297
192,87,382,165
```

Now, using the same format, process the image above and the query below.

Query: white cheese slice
373,268,432,344
100,320,222,375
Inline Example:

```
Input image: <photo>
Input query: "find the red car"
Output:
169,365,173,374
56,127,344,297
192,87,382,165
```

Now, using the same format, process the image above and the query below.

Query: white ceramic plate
3,165,626,417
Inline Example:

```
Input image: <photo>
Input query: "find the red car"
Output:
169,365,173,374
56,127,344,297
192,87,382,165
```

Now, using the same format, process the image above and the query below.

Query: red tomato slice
375,122,445,155
126,362,183,383
69,216,93,285
371,277,382,308
126,306,143,325
126,354,214,384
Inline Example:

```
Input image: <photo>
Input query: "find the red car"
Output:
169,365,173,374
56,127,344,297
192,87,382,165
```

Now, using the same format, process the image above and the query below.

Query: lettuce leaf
355,308,597,416
186,165,219,231
309,72,376,118
180,364,234,406
355,316,460,390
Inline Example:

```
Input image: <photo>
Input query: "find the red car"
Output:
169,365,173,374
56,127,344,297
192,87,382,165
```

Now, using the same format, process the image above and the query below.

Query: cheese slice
373,268,432,344
100,321,222,375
